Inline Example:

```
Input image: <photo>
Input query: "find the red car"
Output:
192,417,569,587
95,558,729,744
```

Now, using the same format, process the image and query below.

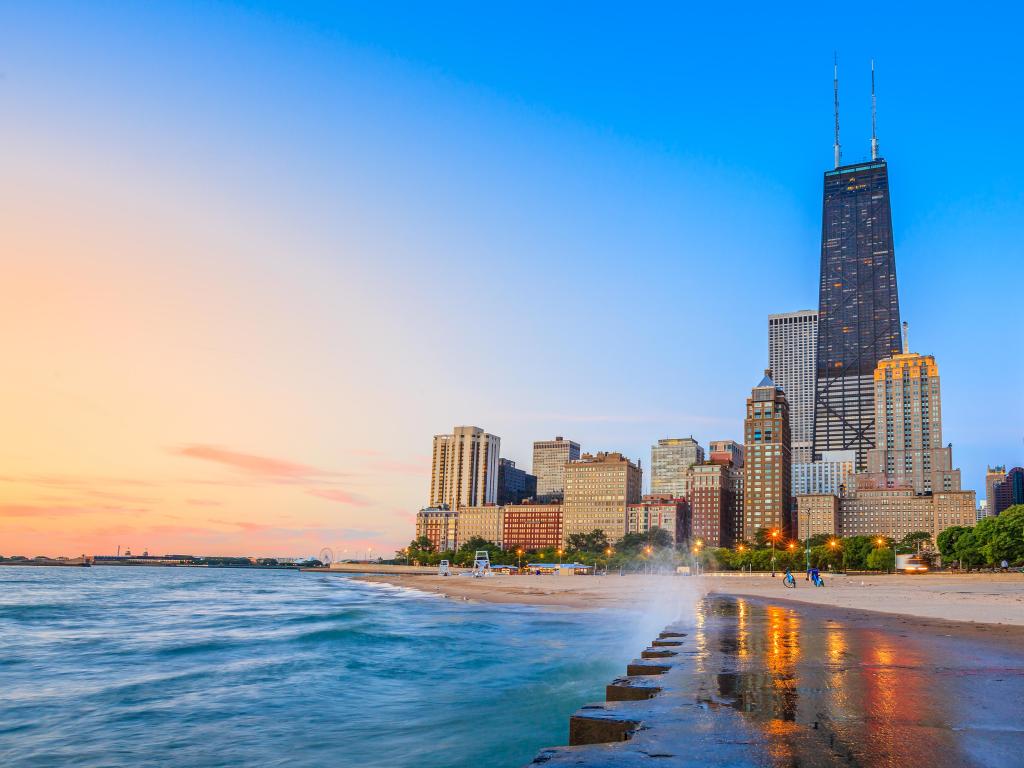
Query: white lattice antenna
833,53,842,168
871,59,879,160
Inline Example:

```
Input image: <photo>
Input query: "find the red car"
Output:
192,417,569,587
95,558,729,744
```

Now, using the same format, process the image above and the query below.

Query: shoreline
355,572,1024,630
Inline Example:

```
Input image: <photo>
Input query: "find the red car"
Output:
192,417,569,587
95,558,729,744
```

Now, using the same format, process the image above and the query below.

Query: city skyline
3,4,1023,558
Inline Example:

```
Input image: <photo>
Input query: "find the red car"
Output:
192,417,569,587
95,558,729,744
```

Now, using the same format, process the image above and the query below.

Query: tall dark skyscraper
813,60,901,470
813,159,902,470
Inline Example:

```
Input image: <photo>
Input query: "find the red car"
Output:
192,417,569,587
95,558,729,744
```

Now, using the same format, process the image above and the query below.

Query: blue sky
1,2,1021,554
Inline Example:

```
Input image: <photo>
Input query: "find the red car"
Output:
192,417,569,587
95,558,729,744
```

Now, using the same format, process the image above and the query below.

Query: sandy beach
357,571,1024,628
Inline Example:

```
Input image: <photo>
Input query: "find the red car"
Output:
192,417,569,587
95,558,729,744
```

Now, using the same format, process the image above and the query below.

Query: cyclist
810,566,823,587
783,567,796,588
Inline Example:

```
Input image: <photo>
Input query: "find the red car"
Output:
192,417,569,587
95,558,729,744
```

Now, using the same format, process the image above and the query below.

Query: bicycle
783,571,796,588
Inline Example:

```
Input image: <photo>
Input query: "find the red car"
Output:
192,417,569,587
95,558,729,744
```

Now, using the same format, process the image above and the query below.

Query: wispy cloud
306,488,369,506
0,503,144,518
172,444,344,482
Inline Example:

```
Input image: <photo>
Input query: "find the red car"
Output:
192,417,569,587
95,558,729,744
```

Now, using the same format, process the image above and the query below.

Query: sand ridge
356,572,1024,627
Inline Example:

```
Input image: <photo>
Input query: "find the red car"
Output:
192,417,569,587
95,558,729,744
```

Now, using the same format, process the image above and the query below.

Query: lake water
0,567,648,767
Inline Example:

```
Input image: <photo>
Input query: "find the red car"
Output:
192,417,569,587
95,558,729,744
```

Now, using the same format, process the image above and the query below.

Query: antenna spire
833,53,842,168
871,59,879,160
902,321,909,354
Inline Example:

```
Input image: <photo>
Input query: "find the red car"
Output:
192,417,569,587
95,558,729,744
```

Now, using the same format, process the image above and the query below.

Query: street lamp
516,548,524,573
605,547,612,575
769,529,780,576
828,538,841,573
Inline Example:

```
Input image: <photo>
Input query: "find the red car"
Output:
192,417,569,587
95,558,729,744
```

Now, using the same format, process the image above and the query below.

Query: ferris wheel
318,547,334,567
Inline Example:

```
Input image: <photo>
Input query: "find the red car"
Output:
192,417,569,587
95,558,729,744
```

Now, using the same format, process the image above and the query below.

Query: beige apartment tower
562,452,642,544
532,436,581,502
862,343,960,495
742,370,793,537
429,426,500,510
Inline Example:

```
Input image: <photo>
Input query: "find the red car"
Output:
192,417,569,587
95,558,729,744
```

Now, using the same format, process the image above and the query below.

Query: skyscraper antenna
871,59,879,160
833,53,842,168
902,321,909,354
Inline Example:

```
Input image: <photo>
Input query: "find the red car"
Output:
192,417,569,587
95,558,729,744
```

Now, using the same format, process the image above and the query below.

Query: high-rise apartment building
986,466,1007,516
793,450,855,497
532,436,581,502
743,371,793,537
861,344,960,495
626,496,691,544
814,160,902,471
651,437,704,497
994,467,1024,514
689,462,737,547
429,426,500,509
562,452,642,544
769,310,818,465
497,458,537,505
502,503,563,552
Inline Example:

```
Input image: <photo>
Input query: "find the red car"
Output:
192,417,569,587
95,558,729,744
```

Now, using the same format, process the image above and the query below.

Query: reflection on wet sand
701,595,1024,767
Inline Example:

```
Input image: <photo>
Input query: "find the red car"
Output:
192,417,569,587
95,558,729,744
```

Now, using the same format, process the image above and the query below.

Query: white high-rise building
792,450,856,497
650,437,704,497
769,310,818,465
531,436,580,502
429,426,500,510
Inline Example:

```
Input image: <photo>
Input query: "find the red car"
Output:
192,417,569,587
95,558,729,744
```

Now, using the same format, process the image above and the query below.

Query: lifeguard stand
471,551,492,578
438,559,451,576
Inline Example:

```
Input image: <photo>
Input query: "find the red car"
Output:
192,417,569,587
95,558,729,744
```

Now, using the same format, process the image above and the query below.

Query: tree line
401,505,1024,573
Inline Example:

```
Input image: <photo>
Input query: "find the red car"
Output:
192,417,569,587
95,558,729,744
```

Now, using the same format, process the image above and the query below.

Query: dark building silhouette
497,458,537,506
813,160,902,470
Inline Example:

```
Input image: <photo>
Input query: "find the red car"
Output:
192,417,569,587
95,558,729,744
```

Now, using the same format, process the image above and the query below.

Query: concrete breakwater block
568,704,641,745
650,639,683,647
624,660,671,676
605,677,661,702
639,647,678,659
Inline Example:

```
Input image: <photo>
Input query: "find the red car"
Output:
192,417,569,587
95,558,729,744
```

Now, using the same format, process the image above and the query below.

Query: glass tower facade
813,160,902,470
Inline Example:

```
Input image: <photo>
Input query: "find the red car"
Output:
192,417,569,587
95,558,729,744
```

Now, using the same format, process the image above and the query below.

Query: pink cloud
307,488,369,506
186,498,223,507
173,444,342,481
0,503,143,518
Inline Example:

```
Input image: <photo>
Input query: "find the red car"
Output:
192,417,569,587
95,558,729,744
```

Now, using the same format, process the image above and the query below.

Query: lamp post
605,547,613,575
828,538,841,573
804,536,811,580
875,536,888,573
769,529,780,576
516,548,524,574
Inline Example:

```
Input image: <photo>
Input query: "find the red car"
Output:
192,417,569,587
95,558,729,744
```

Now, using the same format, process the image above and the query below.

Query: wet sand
534,594,1024,767
357,572,1024,629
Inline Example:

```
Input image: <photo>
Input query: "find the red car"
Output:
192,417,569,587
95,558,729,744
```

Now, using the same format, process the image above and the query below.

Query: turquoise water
0,567,637,767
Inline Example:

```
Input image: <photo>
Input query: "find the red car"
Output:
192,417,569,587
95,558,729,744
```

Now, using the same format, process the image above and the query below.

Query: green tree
841,536,876,570
614,527,673,553
866,546,894,572
810,544,842,571
953,529,985,570
986,506,1024,565
936,525,971,561
566,530,609,553
896,531,931,554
